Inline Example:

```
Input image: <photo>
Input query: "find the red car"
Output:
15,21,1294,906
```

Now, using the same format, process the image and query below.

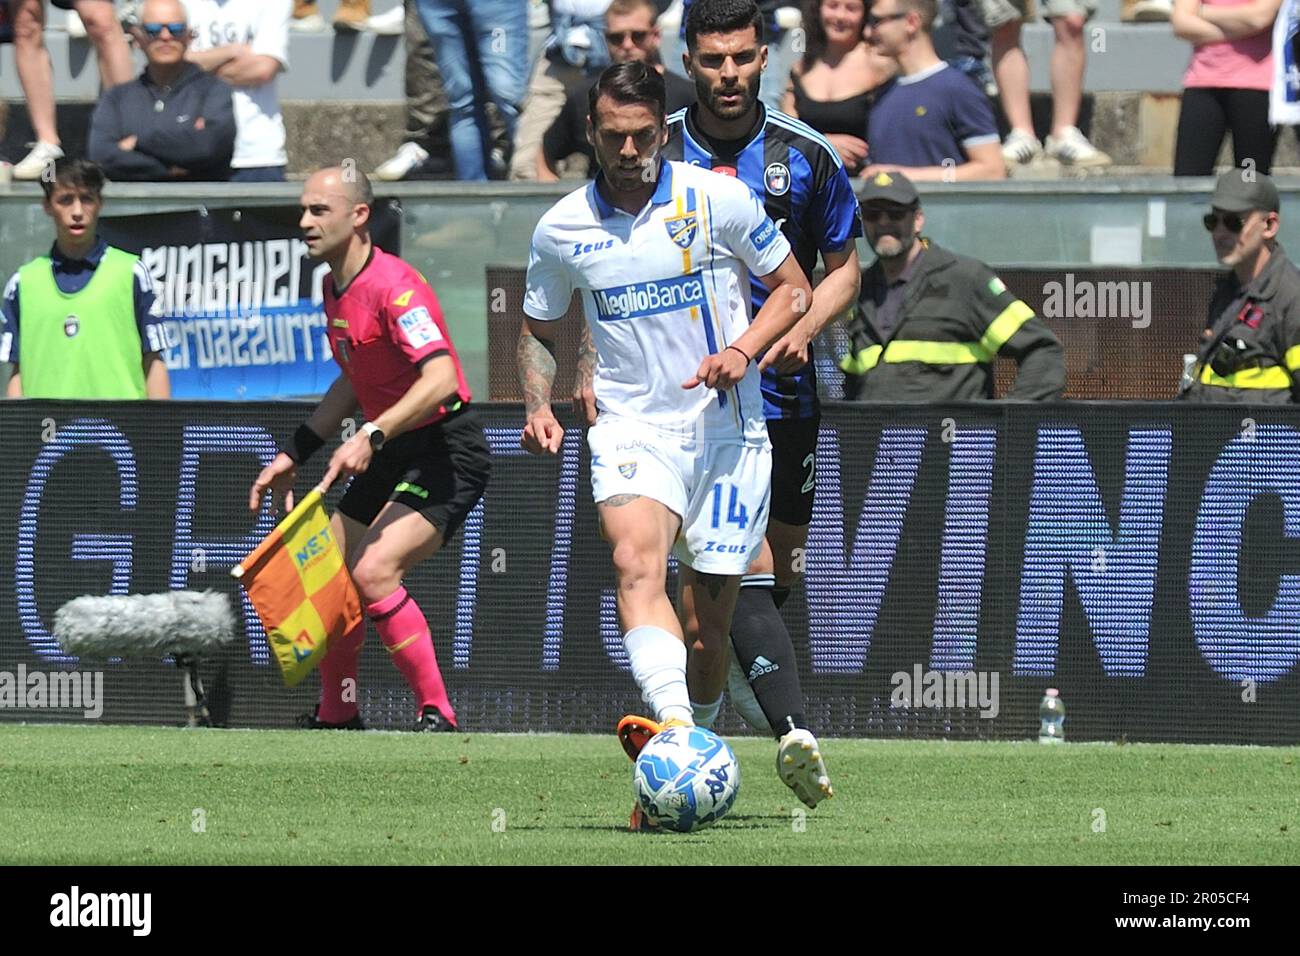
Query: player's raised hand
682,345,749,392
249,452,298,514
761,322,813,374
522,410,565,454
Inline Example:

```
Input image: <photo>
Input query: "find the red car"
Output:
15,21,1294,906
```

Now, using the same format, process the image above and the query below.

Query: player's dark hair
685,0,765,51
40,157,105,200
588,60,667,125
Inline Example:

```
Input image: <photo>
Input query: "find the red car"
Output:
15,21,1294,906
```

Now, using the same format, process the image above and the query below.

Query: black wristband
726,345,752,364
284,424,324,464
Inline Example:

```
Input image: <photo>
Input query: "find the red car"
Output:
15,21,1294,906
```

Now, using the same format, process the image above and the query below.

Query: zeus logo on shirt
396,306,443,348
592,274,706,321
571,239,615,257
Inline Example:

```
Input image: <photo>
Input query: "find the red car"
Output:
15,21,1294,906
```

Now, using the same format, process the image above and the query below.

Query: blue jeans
416,0,528,181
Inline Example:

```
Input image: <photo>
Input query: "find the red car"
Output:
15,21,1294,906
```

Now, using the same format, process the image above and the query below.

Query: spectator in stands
373,0,456,180
415,0,527,180
1,158,171,400
1183,171,1300,403
89,0,237,181
511,0,613,180
538,0,695,179
933,0,994,95
983,0,1112,169
862,0,1006,180
183,0,291,182
840,170,1063,400
781,0,894,175
8,0,134,180
1170,0,1280,176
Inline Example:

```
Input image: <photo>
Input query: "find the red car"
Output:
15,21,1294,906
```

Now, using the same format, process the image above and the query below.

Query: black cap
1211,169,1279,213
860,170,919,207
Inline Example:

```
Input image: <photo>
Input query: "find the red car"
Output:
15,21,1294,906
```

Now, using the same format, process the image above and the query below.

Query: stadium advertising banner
98,202,401,401
0,401,1297,744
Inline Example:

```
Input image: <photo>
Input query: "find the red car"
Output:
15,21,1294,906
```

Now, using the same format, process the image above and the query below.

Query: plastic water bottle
1179,354,1198,394
1038,688,1065,744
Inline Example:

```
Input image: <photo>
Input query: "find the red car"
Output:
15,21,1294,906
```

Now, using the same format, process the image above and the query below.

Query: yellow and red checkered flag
232,488,361,687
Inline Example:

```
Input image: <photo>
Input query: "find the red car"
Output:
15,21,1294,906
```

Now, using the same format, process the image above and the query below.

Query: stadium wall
1,401,1298,744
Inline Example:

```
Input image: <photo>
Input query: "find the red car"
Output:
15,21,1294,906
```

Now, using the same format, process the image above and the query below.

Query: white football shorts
587,417,772,575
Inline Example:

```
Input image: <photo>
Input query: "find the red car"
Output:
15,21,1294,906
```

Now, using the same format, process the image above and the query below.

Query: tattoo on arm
695,572,727,601
575,322,596,395
518,329,558,417
601,494,641,507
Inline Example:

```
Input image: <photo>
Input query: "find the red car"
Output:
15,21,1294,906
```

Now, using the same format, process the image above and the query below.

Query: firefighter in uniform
840,171,1064,401
1182,171,1300,403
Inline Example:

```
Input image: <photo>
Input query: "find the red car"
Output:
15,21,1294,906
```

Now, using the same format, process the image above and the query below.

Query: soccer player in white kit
517,60,813,828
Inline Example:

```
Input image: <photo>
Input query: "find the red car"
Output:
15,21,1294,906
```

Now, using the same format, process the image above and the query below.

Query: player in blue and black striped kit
664,0,862,808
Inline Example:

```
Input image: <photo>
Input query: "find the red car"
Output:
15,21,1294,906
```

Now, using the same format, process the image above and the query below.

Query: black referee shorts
767,414,820,527
338,408,491,543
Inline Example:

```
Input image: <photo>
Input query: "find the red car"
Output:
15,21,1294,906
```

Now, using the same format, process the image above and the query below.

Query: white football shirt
524,160,791,442
183,0,290,169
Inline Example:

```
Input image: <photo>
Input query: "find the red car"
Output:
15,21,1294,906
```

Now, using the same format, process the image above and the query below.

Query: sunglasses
1203,212,1249,233
861,206,914,224
606,30,650,44
865,11,909,27
142,21,188,38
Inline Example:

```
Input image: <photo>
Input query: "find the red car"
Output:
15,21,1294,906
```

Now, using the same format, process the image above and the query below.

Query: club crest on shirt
618,461,637,479
63,315,79,338
765,162,790,196
664,212,698,249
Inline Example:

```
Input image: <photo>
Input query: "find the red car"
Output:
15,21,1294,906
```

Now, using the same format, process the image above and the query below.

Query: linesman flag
232,488,361,687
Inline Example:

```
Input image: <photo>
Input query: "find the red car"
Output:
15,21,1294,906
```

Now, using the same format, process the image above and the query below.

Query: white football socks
624,625,693,725
689,693,723,729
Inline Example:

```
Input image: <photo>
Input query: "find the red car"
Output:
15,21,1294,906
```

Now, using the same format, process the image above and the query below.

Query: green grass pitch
1,725,1296,865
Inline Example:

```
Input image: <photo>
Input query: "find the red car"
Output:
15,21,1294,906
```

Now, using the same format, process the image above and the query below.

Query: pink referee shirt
324,247,471,429
1183,0,1273,91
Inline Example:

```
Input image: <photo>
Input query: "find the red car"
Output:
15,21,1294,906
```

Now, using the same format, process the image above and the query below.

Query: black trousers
1174,87,1276,177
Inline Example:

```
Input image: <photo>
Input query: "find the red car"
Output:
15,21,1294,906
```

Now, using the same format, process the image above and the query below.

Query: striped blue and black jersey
664,103,862,420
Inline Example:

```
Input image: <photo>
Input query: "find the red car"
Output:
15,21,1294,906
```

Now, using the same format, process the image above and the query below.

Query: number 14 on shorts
710,483,749,530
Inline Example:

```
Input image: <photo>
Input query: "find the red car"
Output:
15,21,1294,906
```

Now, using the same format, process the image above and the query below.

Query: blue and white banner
99,203,401,400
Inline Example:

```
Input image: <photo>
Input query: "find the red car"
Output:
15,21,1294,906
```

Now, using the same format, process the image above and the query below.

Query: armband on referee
284,424,325,464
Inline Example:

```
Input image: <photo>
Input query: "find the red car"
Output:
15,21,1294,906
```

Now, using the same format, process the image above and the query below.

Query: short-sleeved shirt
867,61,1000,169
1,237,167,365
543,68,697,173
523,160,791,443
182,0,290,168
665,103,863,420
324,247,471,428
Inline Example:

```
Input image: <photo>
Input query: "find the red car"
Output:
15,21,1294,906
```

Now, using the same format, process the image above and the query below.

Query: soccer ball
632,726,740,832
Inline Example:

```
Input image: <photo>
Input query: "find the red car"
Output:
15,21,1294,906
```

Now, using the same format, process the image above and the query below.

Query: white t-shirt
183,0,290,169
524,160,791,443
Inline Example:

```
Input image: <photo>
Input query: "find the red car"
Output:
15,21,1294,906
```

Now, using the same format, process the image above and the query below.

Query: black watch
362,422,386,451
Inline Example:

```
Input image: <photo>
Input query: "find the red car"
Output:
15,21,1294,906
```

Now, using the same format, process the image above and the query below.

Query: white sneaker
1001,128,1043,167
65,10,87,37
365,6,405,35
1129,0,1172,21
1044,126,1112,167
777,728,832,809
373,141,429,181
290,13,326,31
725,649,772,735
13,142,65,182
